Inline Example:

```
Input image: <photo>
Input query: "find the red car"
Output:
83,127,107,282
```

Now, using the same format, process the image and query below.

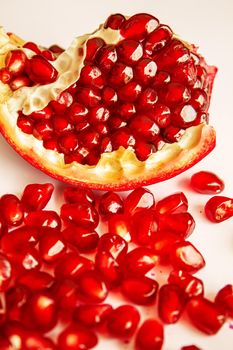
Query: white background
1,0,233,349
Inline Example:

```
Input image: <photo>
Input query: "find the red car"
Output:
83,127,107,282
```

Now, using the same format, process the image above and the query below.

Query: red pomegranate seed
58,324,98,350
104,13,126,29
85,37,105,63
21,183,54,211
0,67,12,83
38,230,66,263
80,64,105,89
64,187,95,205
28,55,58,84
158,212,195,238
163,125,185,142
130,114,160,141
60,202,99,229
119,102,136,119
14,247,41,272
52,115,72,134
97,232,128,261
49,44,64,54
3,322,28,349
0,194,24,226
0,253,12,292
190,88,208,110
170,241,205,272
99,191,124,217
135,140,156,161
24,210,61,229
121,13,159,40
5,49,27,75
0,216,7,237
111,127,136,149
23,332,56,350
137,88,158,110
62,226,99,252
149,103,171,128
181,346,202,350
102,86,118,106
190,171,224,194
108,213,132,242
153,70,171,87
95,250,123,288
125,187,155,215
55,251,93,281
152,231,183,263
122,276,158,304
117,39,143,66
96,45,117,71
77,86,101,107
51,279,80,310
163,82,191,106
30,106,52,120
173,104,199,128
132,209,158,245
6,285,29,321
17,114,34,134
68,102,88,123
109,62,133,87
50,91,73,113
124,247,159,276
17,270,54,291
89,106,110,124
134,58,157,85
204,196,233,222
107,305,140,338
145,25,173,55
168,270,204,298
58,131,79,154
158,284,186,323
186,296,226,334
155,192,188,215
41,49,55,61
77,270,108,303
215,284,233,318
156,40,190,69
23,41,41,54
135,319,164,350
73,304,113,327
118,81,142,102
79,129,100,149
10,75,31,90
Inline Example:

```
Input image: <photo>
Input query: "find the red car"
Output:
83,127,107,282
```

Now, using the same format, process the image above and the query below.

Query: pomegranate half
0,14,216,190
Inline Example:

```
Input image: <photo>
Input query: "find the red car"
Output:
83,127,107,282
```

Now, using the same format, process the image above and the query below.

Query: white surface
1,1,233,349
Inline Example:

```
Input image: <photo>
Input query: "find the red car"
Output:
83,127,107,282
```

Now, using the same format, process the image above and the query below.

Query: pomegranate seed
153,70,171,87
112,127,136,149
21,183,54,211
99,191,124,217
150,103,171,128
95,122,109,135
122,276,158,304
152,231,182,263
121,13,159,40
3,322,28,348
102,86,118,106
0,194,24,226
163,82,191,106
109,115,127,130
0,67,12,83
17,270,54,291
30,106,52,120
158,284,186,323
41,49,55,61
157,40,190,69
108,213,132,242
76,87,101,107
17,114,34,134
135,319,164,350
49,44,64,54
173,104,199,128
24,210,61,229
54,252,93,281
181,346,202,350
104,13,126,29
125,187,155,215
62,226,99,252
191,171,224,194
6,285,28,321
130,114,160,141
58,324,98,350
163,125,185,142
190,88,208,110
80,64,104,89
68,102,88,123
186,296,226,334
85,37,105,63
107,305,140,338
135,140,156,161
137,88,158,110
50,91,73,113
0,216,7,237
23,332,56,350
52,279,80,310
5,49,27,75
10,75,31,90
64,187,95,205
109,62,133,87
118,81,142,102
132,209,158,245
170,241,205,272
73,304,113,327
119,102,136,119
155,192,188,215
117,39,143,65
60,202,99,229
96,45,117,71
158,212,195,238
58,131,79,154
38,230,66,263
0,253,12,292
77,270,108,303
124,247,158,276
14,247,41,272
204,196,233,222
100,137,113,153
134,58,157,85
145,24,173,55
168,270,204,298
89,106,110,124
23,42,41,54
215,284,233,318
43,137,59,151
97,232,128,261
52,115,72,134
95,250,123,288
28,55,58,84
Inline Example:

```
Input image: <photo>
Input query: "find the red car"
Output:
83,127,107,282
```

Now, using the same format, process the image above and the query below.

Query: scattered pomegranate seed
215,284,233,318
108,213,132,242
107,304,140,338
181,346,202,350
168,270,204,298
124,187,155,215
0,194,24,226
23,41,41,54
204,196,233,222
77,270,108,303
132,208,158,245
191,171,225,194
95,250,123,288
97,232,128,261
21,183,54,211
52,279,80,310
152,231,182,263
73,303,113,328
158,283,186,323
38,230,66,263
24,210,61,229
17,270,54,291
155,192,188,215
60,202,99,229
158,212,195,238
10,75,31,90
123,247,159,276
170,241,205,272
135,319,164,350
58,324,98,350
62,226,99,252
99,191,124,216
122,275,158,304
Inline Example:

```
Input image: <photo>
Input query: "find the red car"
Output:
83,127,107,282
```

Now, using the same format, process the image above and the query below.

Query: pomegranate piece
5,49,27,75
0,194,24,226
121,13,159,40
158,284,186,323
158,212,195,238
95,250,123,288
186,296,226,334
27,54,58,84
58,324,98,350
21,183,54,211
99,191,124,217
132,209,158,245
77,270,108,303
155,192,188,215
190,171,224,194
17,270,54,291
123,247,159,276
73,304,113,327
168,270,204,298
124,187,155,215
121,275,158,304
215,284,233,318
64,187,95,205
0,253,12,292
108,213,132,242
62,226,99,252
135,319,164,350
24,210,61,229
60,202,99,230
107,304,140,338
170,241,205,272
38,230,66,263
204,196,233,222
97,232,128,261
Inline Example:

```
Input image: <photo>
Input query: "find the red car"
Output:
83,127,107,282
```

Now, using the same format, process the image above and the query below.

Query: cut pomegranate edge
0,14,216,190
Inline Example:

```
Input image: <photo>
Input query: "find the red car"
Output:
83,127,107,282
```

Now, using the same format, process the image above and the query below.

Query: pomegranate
0,14,216,190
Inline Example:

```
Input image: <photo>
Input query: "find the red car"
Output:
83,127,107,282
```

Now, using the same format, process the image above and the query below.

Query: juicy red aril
117,39,143,65
108,213,132,242
28,55,58,84
102,86,118,106
122,276,158,305
145,25,173,55
181,346,202,350
118,81,142,102
21,183,54,211
163,125,185,143
23,41,41,54
22,332,56,350
104,13,126,29
68,102,88,123
137,88,158,110
64,187,95,205
99,191,124,217
150,103,171,128
10,75,31,90
130,114,159,141
41,49,55,61
54,252,93,280
204,196,233,222
135,319,164,350
158,284,186,323
191,171,225,194
0,67,12,83
132,209,158,245
17,115,34,134
80,64,105,89
125,187,155,215
5,49,27,75
33,119,53,140
52,115,72,134
123,247,158,276
97,232,128,261
77,270,108,303
215,284,233,318
60,202,99,229
109,62,133,87
58,131,79,154
158,212,195,238
111,127,135,149
121,13,159,40
107,305,140,338
85,37,105,63
135,140,156,161
190,88,208,110
77,86,101,107
170,241,205,272
31,106,52,120
13,247,41,272
95,250,122,288
62,226,99,252
0,194,24,226
134,58,157,85
157,40,190,70
58,324,98,350
163,82,191,106
73,304,113,327
0,216,7,237
173,104,199,128
96,45,117,71
52,279,80,310
38,230,66,263
89,106,110,124
17,270,54,291
155,192,188,215
152,231,182,263
186,296,226,334
24,210,61,229
0,253,12,292
168,270,204,298
6,285,29,321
